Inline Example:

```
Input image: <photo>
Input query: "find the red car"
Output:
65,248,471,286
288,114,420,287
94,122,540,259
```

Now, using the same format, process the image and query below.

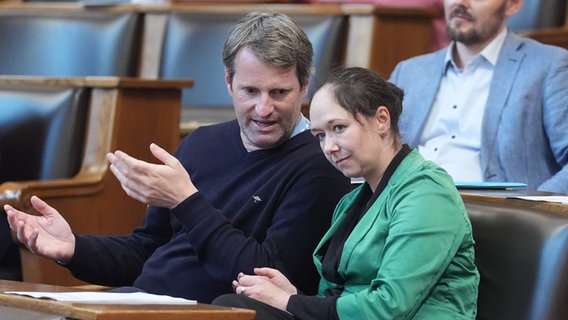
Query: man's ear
225,71,233,95
300,79,310,100
506,0,524,18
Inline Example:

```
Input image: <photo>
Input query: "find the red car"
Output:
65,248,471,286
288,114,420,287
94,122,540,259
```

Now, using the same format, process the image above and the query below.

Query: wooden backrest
463,194,568,320
0,7,141,77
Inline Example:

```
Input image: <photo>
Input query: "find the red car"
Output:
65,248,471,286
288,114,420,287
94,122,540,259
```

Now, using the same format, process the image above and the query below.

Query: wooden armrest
0,172,106,213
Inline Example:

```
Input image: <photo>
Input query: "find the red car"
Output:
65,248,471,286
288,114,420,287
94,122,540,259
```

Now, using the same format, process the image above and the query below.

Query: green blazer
313,150,479,319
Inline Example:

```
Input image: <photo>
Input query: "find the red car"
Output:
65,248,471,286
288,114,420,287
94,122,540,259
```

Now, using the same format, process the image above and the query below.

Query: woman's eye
333,125,346,133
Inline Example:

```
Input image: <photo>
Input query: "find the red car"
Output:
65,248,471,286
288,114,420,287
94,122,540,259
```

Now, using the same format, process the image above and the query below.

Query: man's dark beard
446,4,506,46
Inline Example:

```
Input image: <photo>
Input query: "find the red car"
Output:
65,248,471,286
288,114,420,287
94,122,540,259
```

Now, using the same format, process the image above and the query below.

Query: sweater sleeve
65,205,173,286
171,170,350,295
287,294,340,320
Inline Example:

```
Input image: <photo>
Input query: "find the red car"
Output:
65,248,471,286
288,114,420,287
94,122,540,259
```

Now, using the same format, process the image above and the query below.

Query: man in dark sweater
4,11,351,303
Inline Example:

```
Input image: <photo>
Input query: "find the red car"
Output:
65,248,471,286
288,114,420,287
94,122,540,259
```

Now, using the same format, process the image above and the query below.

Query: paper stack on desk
508,196,568,204
4,291,196,305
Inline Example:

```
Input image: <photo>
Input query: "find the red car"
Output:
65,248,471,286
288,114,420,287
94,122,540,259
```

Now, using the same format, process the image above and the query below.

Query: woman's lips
335,155,350,167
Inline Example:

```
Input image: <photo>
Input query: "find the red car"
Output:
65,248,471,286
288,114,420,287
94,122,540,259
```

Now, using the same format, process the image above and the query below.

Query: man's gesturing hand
106,143,197,209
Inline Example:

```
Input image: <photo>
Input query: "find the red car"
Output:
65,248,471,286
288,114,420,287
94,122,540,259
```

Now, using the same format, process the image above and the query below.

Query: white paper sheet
4,291,196,305
508,196,568,204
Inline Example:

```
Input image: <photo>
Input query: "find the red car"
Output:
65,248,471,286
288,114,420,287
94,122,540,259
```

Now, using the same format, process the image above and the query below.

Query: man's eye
272,89,288,96
245,88,257,95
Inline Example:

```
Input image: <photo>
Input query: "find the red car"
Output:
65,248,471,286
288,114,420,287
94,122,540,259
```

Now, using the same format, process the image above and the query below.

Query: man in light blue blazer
389,0,568,193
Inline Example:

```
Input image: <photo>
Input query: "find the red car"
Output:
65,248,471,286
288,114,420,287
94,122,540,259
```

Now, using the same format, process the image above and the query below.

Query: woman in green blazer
214,66,479,319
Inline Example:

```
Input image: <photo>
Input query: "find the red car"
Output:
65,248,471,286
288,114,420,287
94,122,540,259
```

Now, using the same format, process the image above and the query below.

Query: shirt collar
443,28,508,73
480,27,508,65
291,113,310,138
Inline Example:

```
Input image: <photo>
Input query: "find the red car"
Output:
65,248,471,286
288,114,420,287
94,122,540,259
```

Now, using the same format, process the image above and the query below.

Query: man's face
444,0,516,46
227,47,307,151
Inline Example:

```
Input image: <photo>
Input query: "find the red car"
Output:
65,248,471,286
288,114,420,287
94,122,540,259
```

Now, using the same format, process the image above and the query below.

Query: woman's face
310,85,386,184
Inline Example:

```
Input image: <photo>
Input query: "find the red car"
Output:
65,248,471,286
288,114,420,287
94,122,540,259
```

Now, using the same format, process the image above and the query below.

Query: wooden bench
135,3,438,133
0,77,193,286
0,2,439,135
0,1,439,284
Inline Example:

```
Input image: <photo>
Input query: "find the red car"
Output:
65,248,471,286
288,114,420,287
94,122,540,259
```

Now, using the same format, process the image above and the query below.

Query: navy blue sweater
67,120,351,303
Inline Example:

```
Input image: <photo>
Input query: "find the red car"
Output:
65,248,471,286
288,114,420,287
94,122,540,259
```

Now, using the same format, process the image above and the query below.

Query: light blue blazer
390,31,568,193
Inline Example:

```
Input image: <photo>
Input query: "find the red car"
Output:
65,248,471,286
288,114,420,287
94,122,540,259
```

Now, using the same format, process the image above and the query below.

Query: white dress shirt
417,29,507,182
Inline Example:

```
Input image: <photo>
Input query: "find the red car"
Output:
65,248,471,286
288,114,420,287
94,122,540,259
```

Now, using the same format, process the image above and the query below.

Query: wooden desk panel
460,189,568,216
0,280,255,320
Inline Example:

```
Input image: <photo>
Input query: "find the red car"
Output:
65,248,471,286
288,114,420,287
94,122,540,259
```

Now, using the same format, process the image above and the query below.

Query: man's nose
255,93,274,117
